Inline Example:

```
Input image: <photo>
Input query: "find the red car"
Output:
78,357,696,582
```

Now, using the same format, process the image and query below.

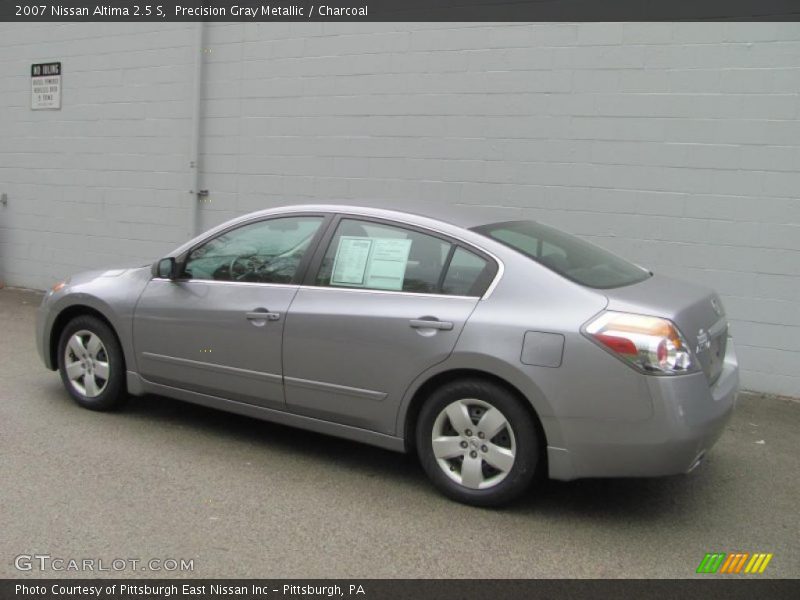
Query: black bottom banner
3,579,799,600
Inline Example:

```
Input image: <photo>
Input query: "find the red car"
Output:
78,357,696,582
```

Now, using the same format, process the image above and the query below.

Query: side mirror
156,257,178,280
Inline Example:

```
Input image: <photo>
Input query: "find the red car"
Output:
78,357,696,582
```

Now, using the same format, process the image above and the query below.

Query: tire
416,378,540,507
57,315,127,411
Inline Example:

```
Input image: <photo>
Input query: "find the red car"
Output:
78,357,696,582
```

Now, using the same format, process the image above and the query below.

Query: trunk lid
603,274,728,384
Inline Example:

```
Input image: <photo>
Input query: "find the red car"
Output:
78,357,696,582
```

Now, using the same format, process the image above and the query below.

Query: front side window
316,219,452,293
184,216,323,284
473,220,650,289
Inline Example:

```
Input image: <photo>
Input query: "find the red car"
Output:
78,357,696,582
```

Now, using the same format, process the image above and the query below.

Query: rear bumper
548,339,739,480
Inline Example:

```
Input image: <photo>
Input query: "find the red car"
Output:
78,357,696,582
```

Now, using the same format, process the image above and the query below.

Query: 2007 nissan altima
36,204,738,506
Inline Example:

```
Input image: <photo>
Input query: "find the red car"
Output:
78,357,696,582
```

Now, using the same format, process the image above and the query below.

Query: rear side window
316,219,451,293
473,220,650,289
315,218,497,296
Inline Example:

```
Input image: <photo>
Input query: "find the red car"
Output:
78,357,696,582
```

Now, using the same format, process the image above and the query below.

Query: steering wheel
229,254,264,281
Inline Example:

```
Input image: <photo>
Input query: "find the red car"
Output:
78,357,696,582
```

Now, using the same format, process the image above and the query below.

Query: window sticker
330,236,413,291
331,237,373,285
365,238,413,290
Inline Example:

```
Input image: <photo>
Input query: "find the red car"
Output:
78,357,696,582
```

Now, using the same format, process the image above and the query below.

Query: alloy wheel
431,398,517,490
63,329,110,398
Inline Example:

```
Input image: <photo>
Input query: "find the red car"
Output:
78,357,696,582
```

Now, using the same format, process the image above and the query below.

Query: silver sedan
36,204,738,506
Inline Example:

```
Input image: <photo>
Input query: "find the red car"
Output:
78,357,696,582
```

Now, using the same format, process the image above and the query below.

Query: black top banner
3,0,800,22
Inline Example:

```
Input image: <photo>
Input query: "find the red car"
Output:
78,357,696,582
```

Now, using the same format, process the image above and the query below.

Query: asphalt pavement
1,287,798,578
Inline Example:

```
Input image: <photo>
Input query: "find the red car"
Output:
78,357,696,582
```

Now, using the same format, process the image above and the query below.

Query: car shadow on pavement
520,475,710,519
104,389,729,519
121,391,422,480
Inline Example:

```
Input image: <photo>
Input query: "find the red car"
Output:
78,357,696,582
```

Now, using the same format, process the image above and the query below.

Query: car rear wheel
416,378,540,507
57,315,126,411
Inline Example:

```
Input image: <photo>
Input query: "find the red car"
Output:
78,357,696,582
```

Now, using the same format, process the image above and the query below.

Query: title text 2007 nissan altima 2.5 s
36,204,738,506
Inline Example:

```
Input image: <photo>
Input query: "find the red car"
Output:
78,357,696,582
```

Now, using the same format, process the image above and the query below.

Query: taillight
584,312,696,375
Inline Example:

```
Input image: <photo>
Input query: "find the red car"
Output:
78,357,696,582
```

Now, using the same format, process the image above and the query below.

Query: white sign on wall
31,62,61,110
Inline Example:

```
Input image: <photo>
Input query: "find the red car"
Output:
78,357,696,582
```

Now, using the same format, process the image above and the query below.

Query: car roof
250,201,527,230
172,201,528,261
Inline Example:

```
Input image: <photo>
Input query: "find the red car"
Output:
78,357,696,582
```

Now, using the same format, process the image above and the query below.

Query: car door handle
409,318,454,331
246,310,281,322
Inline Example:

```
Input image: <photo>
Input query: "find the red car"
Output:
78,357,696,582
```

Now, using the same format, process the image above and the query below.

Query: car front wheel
57,315,126,411
416,379,540,507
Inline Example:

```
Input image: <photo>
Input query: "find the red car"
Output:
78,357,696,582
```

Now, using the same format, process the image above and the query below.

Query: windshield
473,220,651,289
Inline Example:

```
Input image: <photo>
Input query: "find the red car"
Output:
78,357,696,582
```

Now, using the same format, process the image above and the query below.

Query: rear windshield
472,220,651,289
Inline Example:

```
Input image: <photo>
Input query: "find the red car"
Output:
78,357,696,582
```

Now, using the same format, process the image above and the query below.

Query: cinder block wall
1,23,798,396
0,23,198,289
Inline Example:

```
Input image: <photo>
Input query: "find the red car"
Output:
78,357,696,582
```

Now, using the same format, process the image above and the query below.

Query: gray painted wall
0,22,798,396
